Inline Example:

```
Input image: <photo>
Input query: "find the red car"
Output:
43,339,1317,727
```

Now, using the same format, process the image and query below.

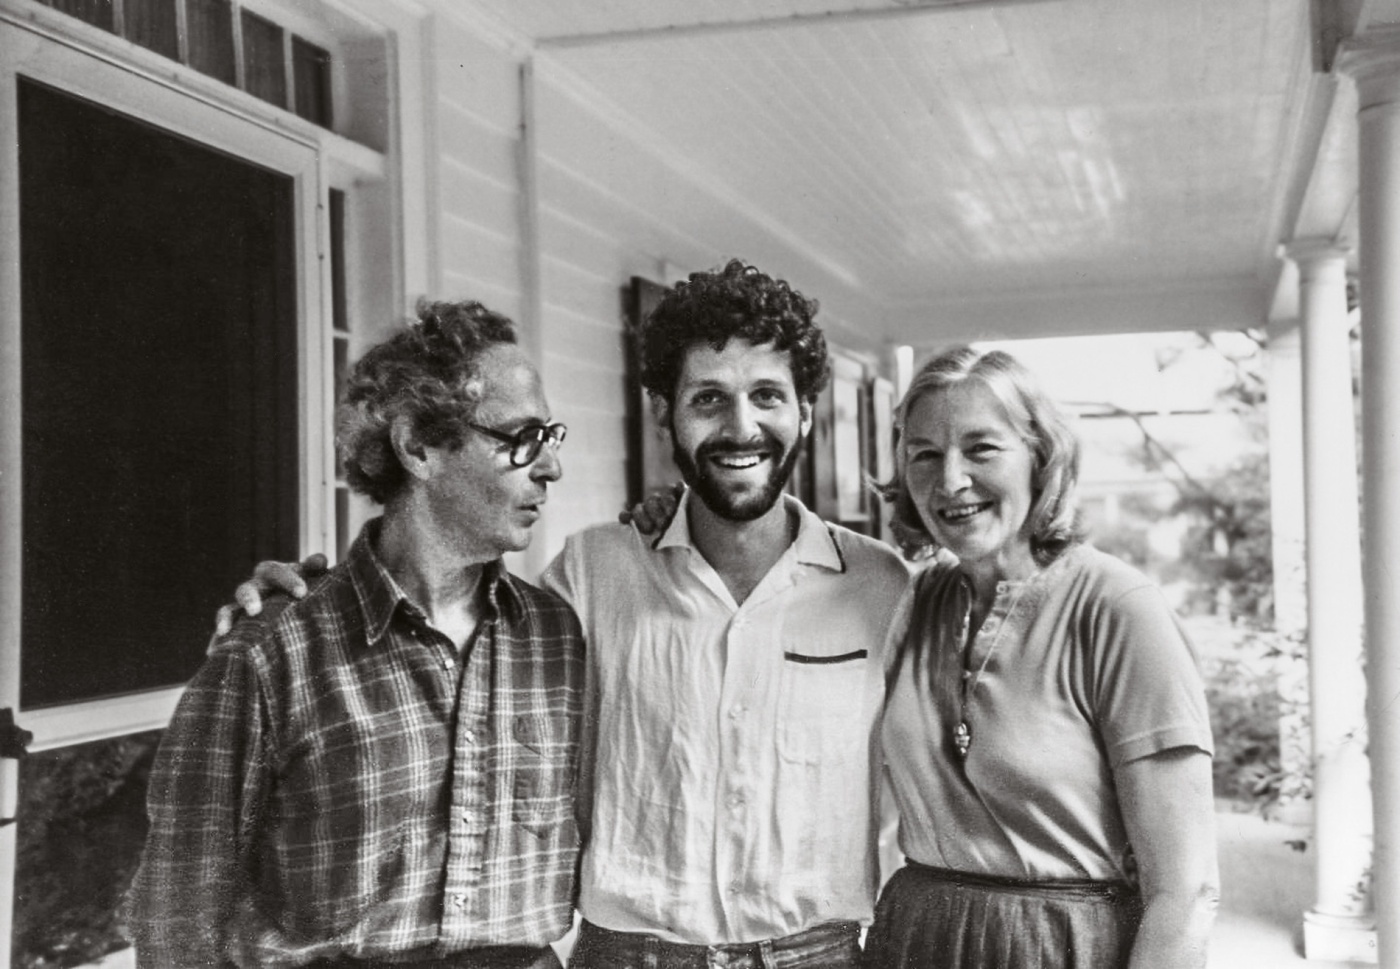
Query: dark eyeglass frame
466,421,567,467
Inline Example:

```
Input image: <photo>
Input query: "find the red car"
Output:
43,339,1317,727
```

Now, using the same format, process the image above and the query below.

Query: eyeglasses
466,421,567,467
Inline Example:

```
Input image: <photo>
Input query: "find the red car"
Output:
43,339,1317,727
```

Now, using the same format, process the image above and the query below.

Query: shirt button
452,893,467,908
464,729,476,744
728,881,742,895
728,704,744,720
727,792,744,808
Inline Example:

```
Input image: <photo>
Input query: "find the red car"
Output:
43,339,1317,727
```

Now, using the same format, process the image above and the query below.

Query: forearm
1128,886,1219,969
1115,748,1219,969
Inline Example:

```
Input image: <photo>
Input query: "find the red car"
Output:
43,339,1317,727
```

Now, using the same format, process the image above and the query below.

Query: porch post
1341,30,1400,969
1283,239,1375,962
1263,318,1310,826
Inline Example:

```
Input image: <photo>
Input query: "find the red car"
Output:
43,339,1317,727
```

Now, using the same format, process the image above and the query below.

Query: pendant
953,720,971,757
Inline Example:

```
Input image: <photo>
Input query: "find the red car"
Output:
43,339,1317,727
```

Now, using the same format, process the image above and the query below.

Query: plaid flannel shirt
126,520,586,968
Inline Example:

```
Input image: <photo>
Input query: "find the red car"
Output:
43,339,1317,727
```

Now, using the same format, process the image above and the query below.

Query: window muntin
33,0,335,128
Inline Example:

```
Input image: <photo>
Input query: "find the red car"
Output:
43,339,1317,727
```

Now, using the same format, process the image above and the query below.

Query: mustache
696,434,778,459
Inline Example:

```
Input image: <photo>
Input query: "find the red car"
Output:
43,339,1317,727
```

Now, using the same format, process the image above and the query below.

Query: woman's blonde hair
876,345,1083,564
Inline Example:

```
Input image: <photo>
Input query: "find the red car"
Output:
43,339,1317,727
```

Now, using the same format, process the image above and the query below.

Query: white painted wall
431,19,529,319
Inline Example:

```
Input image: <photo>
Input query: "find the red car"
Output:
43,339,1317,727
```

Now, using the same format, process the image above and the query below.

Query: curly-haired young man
541,260,909,969
128,301,583,969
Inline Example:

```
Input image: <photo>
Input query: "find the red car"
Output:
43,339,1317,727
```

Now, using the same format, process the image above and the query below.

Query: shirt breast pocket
510,713,575,838
776,648,870,766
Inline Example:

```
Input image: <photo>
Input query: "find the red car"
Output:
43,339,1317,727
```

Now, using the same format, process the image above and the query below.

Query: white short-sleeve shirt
540,492,911,944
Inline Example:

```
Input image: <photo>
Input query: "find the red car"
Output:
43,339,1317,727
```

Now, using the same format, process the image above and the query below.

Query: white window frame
0,0,403,752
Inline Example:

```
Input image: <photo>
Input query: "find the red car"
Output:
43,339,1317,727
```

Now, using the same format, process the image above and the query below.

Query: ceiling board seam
534,0,1065,49
884,273,1265,309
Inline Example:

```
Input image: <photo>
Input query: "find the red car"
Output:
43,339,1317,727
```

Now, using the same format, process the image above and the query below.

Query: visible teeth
715,455,762,469
941,503,988,522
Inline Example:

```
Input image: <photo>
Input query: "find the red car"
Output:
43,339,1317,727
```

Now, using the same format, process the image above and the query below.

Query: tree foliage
1167,447,1274,627
1126,331,1275,629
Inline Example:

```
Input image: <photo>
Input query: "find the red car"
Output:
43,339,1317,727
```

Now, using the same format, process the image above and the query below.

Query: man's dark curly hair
639,259,831,403
336,299,518,504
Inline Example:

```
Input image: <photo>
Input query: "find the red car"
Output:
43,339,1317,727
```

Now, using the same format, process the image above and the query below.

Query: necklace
953,580,1029,759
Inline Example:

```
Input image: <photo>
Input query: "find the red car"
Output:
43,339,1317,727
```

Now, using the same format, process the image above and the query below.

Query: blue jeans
569,920,861,969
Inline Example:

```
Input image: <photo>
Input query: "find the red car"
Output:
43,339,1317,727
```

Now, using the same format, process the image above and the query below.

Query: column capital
1282,236,1352,264
1280,237,1352,283
1338,26,1400,110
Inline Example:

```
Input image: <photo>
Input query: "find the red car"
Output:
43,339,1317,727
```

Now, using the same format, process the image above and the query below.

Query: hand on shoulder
617,482,685,535
213,553,330,636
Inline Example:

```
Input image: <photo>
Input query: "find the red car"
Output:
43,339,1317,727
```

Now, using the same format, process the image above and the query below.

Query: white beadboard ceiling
455,0,1352,344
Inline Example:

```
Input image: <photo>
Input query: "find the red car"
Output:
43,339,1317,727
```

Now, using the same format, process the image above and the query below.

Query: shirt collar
654,490,846,573
346,518,525,645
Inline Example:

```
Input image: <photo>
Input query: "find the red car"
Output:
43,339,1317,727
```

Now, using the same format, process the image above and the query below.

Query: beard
672,427,802,523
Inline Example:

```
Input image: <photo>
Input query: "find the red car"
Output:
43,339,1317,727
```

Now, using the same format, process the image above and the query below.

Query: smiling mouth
711,452,766,471
939,501,992,523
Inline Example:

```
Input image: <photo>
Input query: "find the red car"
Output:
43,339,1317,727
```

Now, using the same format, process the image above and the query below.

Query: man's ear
389,415,432,481
798,398,814,439
650,392,672,437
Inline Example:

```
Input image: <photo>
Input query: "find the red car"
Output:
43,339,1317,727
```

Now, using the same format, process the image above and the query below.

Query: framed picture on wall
625,276,682,504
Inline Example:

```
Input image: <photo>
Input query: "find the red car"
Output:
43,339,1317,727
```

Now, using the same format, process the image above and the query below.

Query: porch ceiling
452,0,1355,345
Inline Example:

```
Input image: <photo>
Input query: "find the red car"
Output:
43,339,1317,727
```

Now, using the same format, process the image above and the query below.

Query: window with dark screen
18,79,301,707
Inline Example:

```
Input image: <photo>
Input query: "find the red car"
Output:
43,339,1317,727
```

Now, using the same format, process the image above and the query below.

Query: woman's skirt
862,862,1143,969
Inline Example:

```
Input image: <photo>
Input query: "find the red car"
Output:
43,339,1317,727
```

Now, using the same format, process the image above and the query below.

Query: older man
127,300,584,969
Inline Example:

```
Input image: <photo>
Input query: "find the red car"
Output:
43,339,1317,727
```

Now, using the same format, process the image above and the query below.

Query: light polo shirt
882,544,1214,882
540,492,910,944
